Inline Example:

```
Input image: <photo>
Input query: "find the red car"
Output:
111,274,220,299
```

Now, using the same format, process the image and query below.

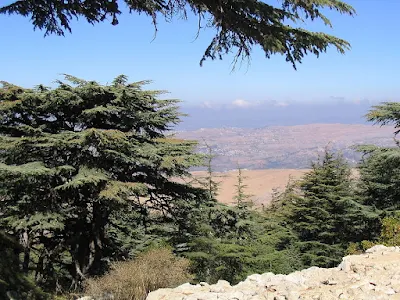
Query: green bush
346,215,400,255
379,216,400,246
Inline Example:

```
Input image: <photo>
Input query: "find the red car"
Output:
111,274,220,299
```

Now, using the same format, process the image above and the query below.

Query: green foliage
233,167,254,210
182,202,302,284
0,231,49,300
195,141,221,200
0,76,205,293
379,215,400,246
275,149,380,268
347,214,400,255
268,175,299,213
2,80,400,299
355,102,400,214
0,0,354,68
176,153,302,285
357,146,400,211
365,102,400,135
346,102,400,254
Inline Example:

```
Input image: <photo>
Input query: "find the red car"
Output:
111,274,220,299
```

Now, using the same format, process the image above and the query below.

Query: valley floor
191,169,308,206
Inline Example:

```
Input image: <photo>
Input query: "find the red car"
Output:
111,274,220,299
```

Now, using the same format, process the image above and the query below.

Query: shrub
84,247,192,300
346,215,400,255
346,242,361,255
379,216,400,246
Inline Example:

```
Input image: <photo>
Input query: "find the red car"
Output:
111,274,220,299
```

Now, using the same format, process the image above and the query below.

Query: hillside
147,245,400,300
175,124,395,171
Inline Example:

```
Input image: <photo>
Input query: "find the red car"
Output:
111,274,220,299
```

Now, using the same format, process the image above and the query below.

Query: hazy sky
1,0,399,105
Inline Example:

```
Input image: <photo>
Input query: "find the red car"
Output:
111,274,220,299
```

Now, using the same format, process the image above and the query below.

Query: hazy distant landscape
176,123,395,171
177,100,377,130
175,100,396,170
178,120,395,206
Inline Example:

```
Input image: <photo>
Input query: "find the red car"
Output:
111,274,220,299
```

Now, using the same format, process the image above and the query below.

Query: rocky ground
146,245,400,300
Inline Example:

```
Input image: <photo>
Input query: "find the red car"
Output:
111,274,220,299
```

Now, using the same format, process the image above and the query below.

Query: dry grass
84,248,192,300
191,169,308,206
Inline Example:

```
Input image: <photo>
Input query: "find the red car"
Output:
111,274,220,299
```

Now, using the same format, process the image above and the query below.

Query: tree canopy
0,0,355,68
273,149,380,268
356,102,400,212
2,79,400,298
365,102,400,136
0,75,206,293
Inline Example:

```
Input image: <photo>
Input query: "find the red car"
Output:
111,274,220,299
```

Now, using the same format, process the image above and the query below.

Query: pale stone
384,287,396,295
218,280,231,286
391,283,400,293
145,245,400,300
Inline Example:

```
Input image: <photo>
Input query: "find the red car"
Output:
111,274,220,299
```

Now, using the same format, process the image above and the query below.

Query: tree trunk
70,202,108,290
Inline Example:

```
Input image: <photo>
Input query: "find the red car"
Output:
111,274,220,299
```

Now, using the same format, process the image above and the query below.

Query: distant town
176,124,395,171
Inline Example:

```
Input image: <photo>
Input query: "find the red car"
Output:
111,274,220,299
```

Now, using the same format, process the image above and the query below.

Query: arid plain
192,169,308,206
177,123,395,206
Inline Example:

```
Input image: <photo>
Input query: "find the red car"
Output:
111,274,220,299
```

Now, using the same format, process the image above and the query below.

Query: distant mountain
175,124,396,171
176,100,375,130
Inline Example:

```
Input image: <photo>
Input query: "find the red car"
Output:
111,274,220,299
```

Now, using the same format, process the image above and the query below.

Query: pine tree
0,0,355,68
357,145,400,211
185,164,303,285
269,174,299,213
356,102,400,212
185,205,303,285
342,102,400,253
0,76,205,293
177,156,254,284
232,166,255,240
197,141,222,201
233,166,253,209
366,102,400,135
286,149,379,267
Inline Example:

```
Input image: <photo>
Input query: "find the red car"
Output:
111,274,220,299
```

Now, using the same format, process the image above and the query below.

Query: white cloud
232,99,253,108
201,101,214,108
274,101,289,107
199,99,290,109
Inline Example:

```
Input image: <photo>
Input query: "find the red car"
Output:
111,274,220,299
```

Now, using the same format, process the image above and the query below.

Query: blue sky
0,0,399,105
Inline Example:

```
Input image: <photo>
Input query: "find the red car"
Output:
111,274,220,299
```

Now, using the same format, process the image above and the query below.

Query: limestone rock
146,245,400,300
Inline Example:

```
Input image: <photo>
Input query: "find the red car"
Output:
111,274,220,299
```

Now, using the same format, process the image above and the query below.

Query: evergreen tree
366,102,400,135
0,231,48,300
357,145,400,211
0,76,205,293
175,147,247,283
185,206,303,285
1,0,354,68
357,102,400,212
196,141,221,201
269,174,298,213
184,164,302,285
344,102,400,253
285,149,379,267
233,166,254,210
